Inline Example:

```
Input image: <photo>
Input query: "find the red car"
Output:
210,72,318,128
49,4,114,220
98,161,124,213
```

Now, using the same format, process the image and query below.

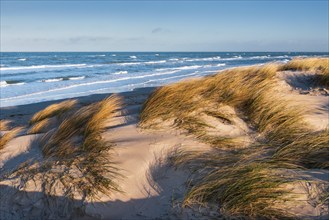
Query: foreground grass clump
141,58,329,218
11,95,123,201
185,161,294,219
0,127,23,150
140,65,278,127
29,99,77,125
280,57,329,74
28,118,52,134
140,64,307,147
0,120,11,130
280,57,329,87
273,129,329,169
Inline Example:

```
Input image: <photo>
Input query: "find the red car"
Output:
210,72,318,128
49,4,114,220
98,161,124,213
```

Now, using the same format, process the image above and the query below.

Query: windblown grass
141,59,328,218
29,99,77,125
273,129,329,169
0,120,11,130
281,57,329,87
27,118,52,134
0,127,23,150
184,162,294,219
170,148,297,219
280,57,329,75
39,95,122,198
10,95,123,201
140,64,307,147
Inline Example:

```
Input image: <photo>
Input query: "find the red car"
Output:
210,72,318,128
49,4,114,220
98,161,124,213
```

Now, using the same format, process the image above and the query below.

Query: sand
0,69,328,219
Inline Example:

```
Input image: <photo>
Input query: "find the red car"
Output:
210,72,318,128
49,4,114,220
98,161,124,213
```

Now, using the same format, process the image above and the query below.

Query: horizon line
1,51,328,53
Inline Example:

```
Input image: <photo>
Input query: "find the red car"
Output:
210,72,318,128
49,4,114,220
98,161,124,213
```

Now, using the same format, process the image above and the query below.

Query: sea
0,52,327,107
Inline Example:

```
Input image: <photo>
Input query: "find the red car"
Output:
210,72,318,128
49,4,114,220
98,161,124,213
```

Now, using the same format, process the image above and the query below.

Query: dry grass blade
183,161,295,219
273,129,329,169
27,118,52,134
0,127,23,150
140,60,328,218
33,94,123,199
280,57,329,75
30,99,77,125
280,57,329,88
5,95,123,206
0,120,11,130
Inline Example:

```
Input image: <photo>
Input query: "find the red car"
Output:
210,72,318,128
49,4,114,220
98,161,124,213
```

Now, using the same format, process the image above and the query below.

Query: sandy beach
1,87,211,219
0,58,328,219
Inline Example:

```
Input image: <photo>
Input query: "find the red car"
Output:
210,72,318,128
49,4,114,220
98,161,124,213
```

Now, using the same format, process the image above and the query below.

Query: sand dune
0,58,328,219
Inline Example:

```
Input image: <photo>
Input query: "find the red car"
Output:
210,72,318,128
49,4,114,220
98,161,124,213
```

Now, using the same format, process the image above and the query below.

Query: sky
0,0,328,52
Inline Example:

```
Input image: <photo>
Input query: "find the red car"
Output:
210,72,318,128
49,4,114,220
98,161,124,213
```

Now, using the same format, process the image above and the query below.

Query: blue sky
1,1,328,52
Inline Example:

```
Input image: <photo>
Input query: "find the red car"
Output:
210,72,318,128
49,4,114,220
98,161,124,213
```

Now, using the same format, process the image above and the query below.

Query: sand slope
0,67,328,219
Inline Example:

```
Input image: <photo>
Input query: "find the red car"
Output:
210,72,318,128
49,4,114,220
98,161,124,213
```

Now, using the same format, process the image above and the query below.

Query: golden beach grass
10,95,123,200
0,127,23,150
39,95,122,198
273,129,329,169
141,58,328,218
140,64,307,147
0,120,11,130
280,57,329,74
281,57,329,87
29,99,77,125
27,118,52,134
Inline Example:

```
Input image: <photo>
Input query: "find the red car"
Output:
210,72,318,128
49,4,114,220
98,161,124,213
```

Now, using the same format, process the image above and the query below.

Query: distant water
0,52,327,107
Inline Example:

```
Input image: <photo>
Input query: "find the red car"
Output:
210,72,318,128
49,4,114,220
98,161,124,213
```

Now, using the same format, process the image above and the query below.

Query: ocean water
0,52,327,107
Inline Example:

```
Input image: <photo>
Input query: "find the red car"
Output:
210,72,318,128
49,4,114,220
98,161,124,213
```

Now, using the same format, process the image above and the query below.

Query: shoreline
0,87,156,127
0,58,328,219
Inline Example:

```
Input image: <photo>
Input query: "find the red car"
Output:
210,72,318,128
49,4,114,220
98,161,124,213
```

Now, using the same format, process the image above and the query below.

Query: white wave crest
18,58,27,61
69,76,85,80
130,56,137,59
145,60,167,64
0,64,87,71
0,81,8,87
185,56,221,62
114,71,128,75
117,62,141,66
175,65,202,70
42,78,63,83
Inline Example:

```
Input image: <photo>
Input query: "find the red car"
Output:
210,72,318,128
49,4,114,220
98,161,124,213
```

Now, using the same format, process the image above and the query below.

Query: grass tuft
0,127,23,150
27,118,52,134
0,120,11,130
184,162,294,219
39,95,123,199
29,99,77,125
7,95,123,203
140,59,328,218
280,57,329,87
280,57,329,75
273,129,329,169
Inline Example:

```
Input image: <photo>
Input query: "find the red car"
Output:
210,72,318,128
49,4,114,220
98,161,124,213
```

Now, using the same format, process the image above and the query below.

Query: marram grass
29,99,77,125
280,57,329,87
0,120,11,130
141,58,329,218
11,95,123,201
0,127,23,150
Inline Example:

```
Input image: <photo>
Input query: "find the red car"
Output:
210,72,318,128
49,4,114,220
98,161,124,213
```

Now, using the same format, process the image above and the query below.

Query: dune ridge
0,58,328,219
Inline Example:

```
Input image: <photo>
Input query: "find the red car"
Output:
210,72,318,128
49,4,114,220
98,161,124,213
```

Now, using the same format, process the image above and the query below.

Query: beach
0,58,329,219
0,87,212,219
1,52,326,107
